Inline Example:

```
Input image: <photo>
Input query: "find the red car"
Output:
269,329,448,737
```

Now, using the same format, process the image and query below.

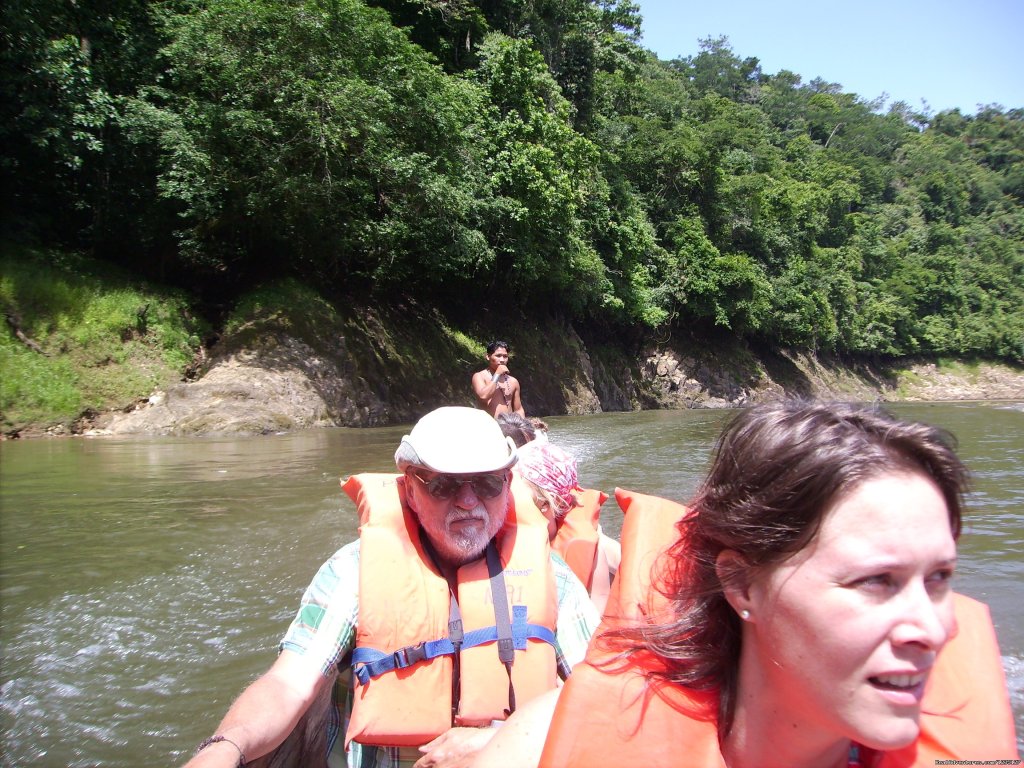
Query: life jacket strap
485,540,516,716
449,591,463,724
351,622,555,685
352,539,555,713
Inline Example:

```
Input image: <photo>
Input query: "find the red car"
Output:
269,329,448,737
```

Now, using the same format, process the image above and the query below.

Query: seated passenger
516,441,621,615
474,400,1019,768
497,412,537,448
183,407,598,768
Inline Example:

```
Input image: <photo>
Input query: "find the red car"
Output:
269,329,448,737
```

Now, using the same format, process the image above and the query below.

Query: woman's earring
740,609,751,620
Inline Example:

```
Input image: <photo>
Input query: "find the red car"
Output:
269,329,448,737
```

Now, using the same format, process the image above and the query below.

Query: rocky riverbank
68,302,1023,438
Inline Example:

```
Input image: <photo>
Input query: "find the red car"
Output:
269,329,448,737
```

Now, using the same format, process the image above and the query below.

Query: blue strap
351,619,556,686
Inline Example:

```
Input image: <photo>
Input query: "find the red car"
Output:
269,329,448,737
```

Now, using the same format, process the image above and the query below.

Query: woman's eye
854,574,895,591
926,568,955,590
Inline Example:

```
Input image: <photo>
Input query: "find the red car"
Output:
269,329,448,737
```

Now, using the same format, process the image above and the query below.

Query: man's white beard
437,504,505,566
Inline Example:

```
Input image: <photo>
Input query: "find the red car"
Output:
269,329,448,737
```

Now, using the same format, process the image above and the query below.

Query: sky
632,0,1024,115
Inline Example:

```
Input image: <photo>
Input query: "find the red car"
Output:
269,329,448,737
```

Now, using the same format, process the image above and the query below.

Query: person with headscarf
515,441,621,615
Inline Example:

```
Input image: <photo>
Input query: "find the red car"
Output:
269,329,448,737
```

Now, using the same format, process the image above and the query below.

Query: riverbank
78,301,1024,438
4,263,1021,439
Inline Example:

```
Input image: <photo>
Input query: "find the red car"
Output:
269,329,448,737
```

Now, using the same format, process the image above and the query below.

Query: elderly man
184,407,598,768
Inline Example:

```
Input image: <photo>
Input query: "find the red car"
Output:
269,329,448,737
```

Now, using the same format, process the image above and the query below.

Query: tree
471,33,611,310
676,36,762,103
123,0,489,295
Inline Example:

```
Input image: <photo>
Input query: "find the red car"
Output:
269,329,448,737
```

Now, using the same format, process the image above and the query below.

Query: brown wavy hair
603,400,968,738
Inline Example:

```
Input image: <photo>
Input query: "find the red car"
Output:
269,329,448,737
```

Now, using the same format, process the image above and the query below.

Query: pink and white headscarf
517,441,580,509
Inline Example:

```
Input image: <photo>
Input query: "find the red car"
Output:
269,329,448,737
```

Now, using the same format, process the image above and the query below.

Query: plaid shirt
280,539,599,768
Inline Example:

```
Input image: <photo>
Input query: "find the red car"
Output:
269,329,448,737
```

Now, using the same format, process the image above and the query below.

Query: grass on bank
222,277,342,345
224,277,486,377
0,245,207,433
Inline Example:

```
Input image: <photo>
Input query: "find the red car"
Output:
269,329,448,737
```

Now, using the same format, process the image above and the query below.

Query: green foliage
362,0,488,72
677,36,763,103
472,34,611,308
663,218,770,332
3,1,1022,369
1,0,166,252
1,1,102,240
223,278,344,356
0,246,205,431
0,336,83,428
122,0,493,290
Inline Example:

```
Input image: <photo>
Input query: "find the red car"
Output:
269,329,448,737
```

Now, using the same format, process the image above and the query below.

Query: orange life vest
341,473,558,748
540,488,1020,767
551,488,607,590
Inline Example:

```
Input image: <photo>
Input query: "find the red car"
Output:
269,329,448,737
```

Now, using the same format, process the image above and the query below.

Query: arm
509,377,525,417
183,650,330,767
588,532,621,616
414,725,501,768
472,368,507,404
598,532,621,576
467,689,560,768
550,553,600,672
187,543,359,767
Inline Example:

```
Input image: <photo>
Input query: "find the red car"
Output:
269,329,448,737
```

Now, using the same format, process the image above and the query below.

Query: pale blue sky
633,0,1023,115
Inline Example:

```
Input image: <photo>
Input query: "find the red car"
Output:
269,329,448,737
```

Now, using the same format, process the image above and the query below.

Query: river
1,403,1021,765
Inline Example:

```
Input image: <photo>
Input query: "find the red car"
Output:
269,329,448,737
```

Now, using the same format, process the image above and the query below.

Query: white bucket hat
400,406,518,473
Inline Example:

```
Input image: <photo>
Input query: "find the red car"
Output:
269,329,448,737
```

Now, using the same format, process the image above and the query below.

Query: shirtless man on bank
472,340,525,418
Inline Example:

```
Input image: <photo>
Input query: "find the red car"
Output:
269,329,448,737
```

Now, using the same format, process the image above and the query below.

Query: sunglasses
411,471,508,500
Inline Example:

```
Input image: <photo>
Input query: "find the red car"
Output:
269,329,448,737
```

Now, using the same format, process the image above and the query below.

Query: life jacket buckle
393,642,428,669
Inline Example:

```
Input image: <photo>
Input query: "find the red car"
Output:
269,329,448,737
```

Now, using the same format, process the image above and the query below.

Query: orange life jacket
551,488,607,590
341,473,558,749
540,488,1019,767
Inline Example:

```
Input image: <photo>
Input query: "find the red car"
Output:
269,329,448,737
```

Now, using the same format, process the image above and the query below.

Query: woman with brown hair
473,400,1018,768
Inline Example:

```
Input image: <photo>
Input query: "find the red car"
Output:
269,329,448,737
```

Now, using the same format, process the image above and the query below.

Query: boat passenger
472,400,1020,768
183,406,598,768
497,412,536,448
516,441,621,614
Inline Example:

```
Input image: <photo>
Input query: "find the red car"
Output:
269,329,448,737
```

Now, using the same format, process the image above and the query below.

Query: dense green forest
3,0,1023,363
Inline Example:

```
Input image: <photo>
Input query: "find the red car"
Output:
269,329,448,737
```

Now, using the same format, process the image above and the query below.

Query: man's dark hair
487,340,511,355
496,412,536,447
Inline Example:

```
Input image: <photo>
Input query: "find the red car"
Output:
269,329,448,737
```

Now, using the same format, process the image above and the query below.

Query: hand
414,726,497,768
494,364,509,377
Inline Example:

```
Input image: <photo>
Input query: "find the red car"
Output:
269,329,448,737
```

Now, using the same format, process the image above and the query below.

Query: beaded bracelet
195,734,246,766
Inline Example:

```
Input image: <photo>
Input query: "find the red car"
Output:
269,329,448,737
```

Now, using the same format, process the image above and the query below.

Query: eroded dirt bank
77,306,1022,437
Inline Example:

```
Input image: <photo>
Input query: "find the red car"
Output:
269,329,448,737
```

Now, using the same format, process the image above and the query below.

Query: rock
102,334,381,436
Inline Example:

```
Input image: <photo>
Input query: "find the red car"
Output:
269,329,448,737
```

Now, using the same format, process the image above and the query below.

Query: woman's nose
891,584,954,651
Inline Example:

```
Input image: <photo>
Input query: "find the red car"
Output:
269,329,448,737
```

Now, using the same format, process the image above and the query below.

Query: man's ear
716,549,754,619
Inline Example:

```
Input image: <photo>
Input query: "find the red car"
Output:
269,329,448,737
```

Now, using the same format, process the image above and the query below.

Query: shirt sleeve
550,551,600,671
280,539,361,676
